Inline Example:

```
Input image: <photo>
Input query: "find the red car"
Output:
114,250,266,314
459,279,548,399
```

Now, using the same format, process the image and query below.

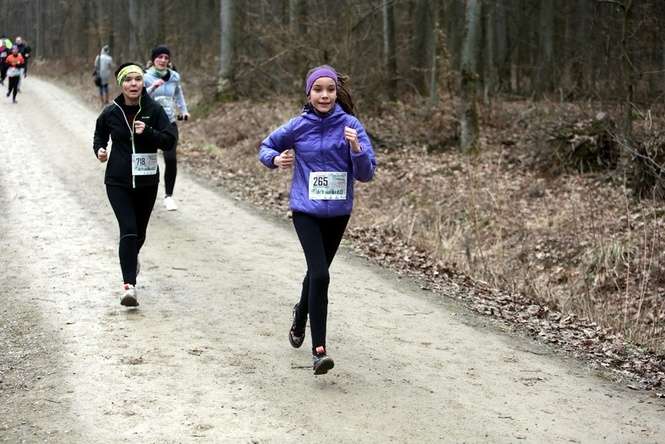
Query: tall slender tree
217,0,235,99
536,0,554,97
382,0,397,100
460,0,482,152
128,0,140,60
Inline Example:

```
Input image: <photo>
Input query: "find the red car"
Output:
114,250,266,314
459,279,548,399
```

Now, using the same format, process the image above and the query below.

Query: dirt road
1,78,663,443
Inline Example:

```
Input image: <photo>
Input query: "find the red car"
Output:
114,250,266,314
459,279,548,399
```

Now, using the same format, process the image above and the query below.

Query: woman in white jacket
94,45,114,106
143,45,189,211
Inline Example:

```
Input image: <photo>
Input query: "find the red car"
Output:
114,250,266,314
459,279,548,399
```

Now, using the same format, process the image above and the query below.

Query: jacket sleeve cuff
350,146,367,158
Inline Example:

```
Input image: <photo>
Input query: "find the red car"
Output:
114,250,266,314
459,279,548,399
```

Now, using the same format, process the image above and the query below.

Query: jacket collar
302,103,345,122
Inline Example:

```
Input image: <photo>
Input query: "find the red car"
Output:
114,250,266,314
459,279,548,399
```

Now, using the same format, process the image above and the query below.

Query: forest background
1,0,664,387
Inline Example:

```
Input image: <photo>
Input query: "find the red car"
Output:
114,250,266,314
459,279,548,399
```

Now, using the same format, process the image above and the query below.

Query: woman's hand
97,148,108,162
344,126,362,153
274,149,294,169
134,121,146,135
152,79,166,89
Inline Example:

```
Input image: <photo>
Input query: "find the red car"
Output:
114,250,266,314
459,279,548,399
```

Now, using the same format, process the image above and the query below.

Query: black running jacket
93,91,177,188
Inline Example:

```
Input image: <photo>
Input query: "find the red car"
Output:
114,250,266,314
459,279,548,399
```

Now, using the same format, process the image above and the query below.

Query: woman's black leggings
106,185,158,285
163,123,179,196
7,76,19,101
292,211,350,354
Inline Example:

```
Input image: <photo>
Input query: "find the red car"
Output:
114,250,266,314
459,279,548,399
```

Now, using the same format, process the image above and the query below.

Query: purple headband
305,67,338,96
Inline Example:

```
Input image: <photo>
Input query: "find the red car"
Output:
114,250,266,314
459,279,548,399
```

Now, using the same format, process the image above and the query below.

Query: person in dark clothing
93,62,177,306
5,46,23,103
0,35,11,85
14,36,31,77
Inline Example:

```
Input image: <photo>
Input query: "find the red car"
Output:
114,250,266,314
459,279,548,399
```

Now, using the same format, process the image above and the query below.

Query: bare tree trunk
217,0,235,100
428,1,441,106
383,0,398,100
460,0,482,153
413,0,434,95
128,0,139,61
494,0,508,92
483,0,496,103
289,0,306,78
289,0,306,34
536,0,554,97
571,0,589,94
620,0,635,141
35,0,44,58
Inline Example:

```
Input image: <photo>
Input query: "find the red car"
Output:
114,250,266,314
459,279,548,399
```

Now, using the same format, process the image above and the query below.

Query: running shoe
120,283,139,307
312,349,334,375
288,303,305,348
164,196,178,211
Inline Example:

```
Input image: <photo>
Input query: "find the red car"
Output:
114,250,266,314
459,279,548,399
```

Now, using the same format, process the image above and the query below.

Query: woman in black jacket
93,62,177,306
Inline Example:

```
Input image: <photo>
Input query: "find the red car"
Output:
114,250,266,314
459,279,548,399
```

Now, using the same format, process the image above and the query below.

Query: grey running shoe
313,351,334,375
120,284,139,307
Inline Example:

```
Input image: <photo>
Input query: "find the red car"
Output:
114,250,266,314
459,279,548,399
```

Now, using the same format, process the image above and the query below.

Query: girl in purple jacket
259,65,376,375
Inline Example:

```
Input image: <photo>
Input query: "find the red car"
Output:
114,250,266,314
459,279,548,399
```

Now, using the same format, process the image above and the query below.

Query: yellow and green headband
116,65,143,86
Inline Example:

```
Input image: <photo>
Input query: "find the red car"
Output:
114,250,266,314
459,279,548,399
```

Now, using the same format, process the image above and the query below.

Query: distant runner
94,45,114,106
93,62,177,306
259,65,376,375
144,45,189,211
5,46,24,103
0,34,12,86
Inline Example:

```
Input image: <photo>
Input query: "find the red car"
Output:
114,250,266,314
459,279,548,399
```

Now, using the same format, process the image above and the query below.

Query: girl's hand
97,148,108,162
344,126,361,153
134,121,146,134
274,149,294,169
153,79,166,89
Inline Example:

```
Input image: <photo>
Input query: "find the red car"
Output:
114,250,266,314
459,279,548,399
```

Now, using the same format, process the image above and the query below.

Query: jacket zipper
113,98,143,189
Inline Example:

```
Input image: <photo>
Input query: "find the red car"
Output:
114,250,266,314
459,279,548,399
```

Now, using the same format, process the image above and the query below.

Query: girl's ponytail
335,72,355,116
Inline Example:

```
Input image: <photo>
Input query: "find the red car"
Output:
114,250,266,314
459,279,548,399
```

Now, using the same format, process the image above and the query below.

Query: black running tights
7,76,19,101
106,185,158,285
292,212,350,354
163,123,178,196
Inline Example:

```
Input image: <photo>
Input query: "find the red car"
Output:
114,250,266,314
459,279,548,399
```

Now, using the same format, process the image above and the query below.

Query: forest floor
35,61,665,393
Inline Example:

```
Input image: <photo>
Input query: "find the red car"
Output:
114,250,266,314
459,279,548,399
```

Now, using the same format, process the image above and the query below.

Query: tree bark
413,0,434,95
383,0,398,100
217,0,235,100
536,0,554,97
620,0,635,141
428,1,441,106
128,0,140,61
483,0,496,102
494,0,508,92
460,0,482,153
